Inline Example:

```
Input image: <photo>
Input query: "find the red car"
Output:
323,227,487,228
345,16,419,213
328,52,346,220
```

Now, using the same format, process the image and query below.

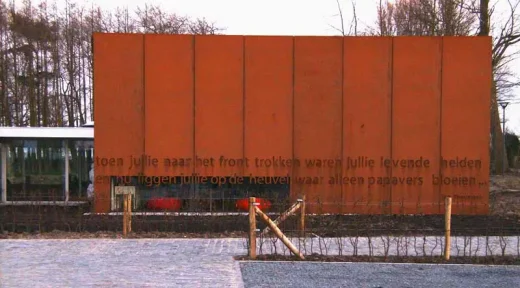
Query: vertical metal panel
144,35,194,177
293,36,343,214
441,37,491,214
391,37,442,214
244,36,293,177
194,35,244,177
343,37,392,214
93,33,144,212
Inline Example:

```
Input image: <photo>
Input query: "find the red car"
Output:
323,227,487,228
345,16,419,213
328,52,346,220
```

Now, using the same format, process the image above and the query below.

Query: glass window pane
6,139,64,201
69,140,94,200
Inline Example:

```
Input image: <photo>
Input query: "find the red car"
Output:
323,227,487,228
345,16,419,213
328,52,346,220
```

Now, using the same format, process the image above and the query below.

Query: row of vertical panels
93,33,492,215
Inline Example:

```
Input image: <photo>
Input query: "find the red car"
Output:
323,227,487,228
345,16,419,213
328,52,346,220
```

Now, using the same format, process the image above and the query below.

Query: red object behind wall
146,198,182,211
236,198,272,212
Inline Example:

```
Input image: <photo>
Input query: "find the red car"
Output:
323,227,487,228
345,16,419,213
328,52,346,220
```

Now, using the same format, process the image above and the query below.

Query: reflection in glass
6,139,65,201
69,140,93,200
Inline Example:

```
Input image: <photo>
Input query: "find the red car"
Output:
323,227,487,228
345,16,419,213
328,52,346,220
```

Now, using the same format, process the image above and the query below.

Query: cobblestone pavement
0,237,519,287
0,239,247,288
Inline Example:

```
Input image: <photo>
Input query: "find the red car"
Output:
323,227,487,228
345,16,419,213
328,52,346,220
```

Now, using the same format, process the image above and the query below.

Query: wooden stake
123,194,127,237
444,196,452,260
123,193,132,237
261,200,301,236
300,195,306,237
249,197,257,259
127,193,132,233
255,206,305,260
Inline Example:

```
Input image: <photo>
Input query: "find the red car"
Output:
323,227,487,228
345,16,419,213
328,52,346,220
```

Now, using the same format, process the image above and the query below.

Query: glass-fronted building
0,124,289,212
0,126,93,203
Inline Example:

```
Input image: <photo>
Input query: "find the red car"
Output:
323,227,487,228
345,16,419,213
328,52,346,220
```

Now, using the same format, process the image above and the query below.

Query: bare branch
349,0,358,36
336,0,345,35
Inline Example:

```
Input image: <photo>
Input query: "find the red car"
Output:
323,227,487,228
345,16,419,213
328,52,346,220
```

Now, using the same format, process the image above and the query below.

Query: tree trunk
479,0,508,173
491,81,508,173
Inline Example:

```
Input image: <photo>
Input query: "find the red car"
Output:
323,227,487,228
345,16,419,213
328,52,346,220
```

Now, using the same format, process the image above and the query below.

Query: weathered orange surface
195,36,244,177
244,36,293,178
391,37,442,214
343,37,392,215
144,35,194,177
93,34,144,212
93,33,491,215
441,37,491,214
293,36,343,214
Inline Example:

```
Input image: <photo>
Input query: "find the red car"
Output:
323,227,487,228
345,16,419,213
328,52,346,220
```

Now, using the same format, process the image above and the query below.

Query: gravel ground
239,261,520,288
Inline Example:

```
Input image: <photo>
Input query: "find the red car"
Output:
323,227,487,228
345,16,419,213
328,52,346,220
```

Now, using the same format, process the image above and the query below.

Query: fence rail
1,193,519,264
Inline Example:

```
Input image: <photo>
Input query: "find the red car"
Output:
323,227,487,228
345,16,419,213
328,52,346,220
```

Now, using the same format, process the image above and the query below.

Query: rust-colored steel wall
293,37,343,214
93,33,491,215
144,35,194,177
441,37,491,215
195,36,244,177
244,36,293,178
343,37,392,215
392,37,442,214
93,34,144,212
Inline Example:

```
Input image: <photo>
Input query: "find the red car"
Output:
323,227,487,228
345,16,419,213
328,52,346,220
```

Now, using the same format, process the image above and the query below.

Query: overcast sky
15,0,520,133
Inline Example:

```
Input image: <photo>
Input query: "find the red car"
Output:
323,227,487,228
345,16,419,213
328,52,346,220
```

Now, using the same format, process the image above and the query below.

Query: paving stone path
0,239,246,288
0,237,519,287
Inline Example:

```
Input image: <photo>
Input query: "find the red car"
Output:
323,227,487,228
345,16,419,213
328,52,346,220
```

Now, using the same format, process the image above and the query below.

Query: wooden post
444,196,452,260
127,193,132,233
123,194,127,237
255,206,305,260
123,193,132,237
249,197,257,259
300,195,306,237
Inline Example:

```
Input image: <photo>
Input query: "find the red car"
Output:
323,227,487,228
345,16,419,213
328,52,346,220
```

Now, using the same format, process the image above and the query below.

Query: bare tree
477,0,519,173
331,0,359,36
374,0,477,36
371,0,520,173
0,0,9,126
331,0,520,173
0,0,223,127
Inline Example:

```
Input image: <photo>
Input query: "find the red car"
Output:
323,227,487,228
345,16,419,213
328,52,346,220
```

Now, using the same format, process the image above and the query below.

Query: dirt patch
490,190,520,216
235,254,520,265
301,214,520,237
490,173,520,216
4,214,519,238
490,170,520,191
